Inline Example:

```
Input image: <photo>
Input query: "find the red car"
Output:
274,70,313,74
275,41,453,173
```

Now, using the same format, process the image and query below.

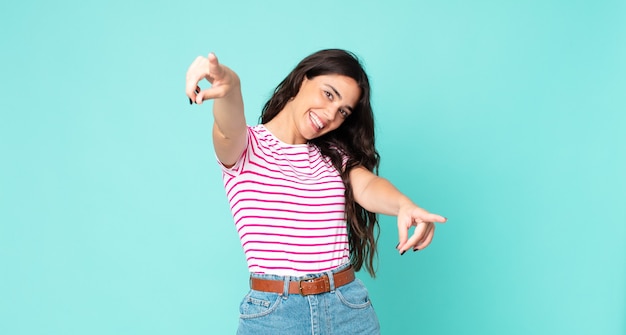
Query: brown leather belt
250,266,355,296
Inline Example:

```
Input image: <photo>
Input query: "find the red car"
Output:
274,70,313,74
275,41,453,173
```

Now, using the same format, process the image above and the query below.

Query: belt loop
282,276,290,296
327,269,336,292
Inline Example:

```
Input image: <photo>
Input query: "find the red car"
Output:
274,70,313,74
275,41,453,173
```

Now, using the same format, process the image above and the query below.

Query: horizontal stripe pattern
221,125,349,276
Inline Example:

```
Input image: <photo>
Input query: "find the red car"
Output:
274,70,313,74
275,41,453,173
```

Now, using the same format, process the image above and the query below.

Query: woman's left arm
350,166,447,254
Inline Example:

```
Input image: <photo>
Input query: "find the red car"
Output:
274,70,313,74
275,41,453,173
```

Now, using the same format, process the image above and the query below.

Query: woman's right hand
185,52,240,105
186,52,247,167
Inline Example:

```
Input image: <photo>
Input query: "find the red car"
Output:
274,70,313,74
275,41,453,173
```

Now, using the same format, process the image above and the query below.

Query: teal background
1,0,625,334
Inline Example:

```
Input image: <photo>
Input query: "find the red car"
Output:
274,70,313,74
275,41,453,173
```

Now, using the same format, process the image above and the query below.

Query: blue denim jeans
237,263,380,335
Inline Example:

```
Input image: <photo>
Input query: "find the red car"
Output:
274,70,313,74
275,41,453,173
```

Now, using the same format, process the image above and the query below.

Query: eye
324,90,334,101
339,109,349,118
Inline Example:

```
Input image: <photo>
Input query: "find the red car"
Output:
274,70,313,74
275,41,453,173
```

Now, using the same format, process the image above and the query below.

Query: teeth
310,112,324,129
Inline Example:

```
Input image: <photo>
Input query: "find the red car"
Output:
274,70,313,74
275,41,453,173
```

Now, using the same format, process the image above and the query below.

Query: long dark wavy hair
260,49,381,276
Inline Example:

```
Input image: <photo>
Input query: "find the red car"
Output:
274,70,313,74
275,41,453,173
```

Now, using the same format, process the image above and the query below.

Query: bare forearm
212,79,246,140
363,177,415,215
351,167,416,215
211,80,247,165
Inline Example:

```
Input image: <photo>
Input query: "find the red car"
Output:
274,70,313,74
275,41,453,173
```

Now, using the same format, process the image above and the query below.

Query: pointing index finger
207,52,225,80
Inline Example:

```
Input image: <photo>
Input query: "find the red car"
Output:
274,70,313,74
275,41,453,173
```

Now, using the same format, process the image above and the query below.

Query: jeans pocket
335,278,372,309
239,290,283,319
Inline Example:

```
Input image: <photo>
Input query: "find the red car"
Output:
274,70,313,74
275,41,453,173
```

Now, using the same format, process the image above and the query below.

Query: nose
322,104,341,123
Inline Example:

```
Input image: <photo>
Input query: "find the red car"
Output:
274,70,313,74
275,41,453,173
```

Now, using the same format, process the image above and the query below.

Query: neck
263,107,306,145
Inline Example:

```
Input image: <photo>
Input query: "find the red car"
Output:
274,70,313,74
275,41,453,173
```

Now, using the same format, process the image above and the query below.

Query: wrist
397,196,416,213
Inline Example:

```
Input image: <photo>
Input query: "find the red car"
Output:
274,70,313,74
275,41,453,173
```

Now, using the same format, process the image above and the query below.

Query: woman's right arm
185,53,247,167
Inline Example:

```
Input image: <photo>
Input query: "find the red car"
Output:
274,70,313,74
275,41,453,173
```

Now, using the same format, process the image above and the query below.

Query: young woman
185,49,446,335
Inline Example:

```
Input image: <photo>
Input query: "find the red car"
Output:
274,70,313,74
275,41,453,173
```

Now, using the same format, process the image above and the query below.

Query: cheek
311,94,326,106
329,119,346,131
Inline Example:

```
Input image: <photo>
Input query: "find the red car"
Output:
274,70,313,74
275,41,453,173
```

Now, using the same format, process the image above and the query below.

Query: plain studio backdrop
1,1,625,334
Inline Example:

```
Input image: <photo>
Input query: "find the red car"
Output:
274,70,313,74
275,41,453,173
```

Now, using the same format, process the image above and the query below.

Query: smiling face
284,74,361,144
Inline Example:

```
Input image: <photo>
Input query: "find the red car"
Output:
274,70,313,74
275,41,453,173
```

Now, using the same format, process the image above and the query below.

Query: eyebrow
325,84,354,112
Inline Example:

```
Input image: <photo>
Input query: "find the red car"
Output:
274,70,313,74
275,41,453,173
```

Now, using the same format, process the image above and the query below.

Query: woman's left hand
396,204,447,254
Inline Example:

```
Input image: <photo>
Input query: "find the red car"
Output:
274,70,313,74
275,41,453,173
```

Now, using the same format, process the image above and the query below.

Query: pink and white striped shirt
220,125,350,276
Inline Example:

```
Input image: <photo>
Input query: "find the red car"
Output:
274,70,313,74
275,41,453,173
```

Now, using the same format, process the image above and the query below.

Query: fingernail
413,248,420,252
395,243,399,249
400,250,406,256
189,98,192,105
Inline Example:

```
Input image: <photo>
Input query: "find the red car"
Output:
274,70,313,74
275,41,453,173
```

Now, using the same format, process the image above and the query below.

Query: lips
309,111,325,130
